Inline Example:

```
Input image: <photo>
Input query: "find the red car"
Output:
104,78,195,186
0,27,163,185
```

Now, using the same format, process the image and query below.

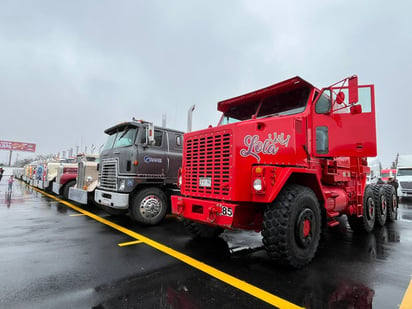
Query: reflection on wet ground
1,176,412,308
0,177,27,208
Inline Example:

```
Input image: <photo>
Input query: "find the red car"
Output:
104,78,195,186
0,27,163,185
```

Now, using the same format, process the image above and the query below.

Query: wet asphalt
0,173,411,309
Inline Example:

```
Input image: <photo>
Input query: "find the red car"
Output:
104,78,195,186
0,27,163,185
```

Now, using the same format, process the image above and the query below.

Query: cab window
140,128,163,147
315,90,332,114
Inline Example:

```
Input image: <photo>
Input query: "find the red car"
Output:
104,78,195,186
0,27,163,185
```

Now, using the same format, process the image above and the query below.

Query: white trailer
396,154,412,198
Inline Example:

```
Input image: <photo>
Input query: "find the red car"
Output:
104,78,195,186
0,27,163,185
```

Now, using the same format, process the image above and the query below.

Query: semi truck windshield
219,86,310,125
102,127,138,150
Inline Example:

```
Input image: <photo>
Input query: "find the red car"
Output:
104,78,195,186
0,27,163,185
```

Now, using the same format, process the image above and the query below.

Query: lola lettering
240,133,291,161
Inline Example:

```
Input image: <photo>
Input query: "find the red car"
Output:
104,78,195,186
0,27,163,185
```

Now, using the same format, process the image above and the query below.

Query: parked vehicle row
15,118,185,226
15,155,98,200
12,75,402,268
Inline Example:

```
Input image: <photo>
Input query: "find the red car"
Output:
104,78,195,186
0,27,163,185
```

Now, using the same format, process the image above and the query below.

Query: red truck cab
171,76,389,268
381,168,396,182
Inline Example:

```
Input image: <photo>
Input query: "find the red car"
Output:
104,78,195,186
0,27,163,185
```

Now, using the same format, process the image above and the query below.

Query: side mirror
147,123,155,146
348,75,358,104
350,105,362,114
336,91,345,104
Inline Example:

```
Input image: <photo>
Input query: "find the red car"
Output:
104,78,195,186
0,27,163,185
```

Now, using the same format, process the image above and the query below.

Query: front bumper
398,188,412,198
171,195,261,230
52,182,61,195
69,187,88,205
94,189,129,209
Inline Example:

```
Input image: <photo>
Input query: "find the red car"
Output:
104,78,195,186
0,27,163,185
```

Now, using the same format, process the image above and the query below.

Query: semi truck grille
76,161,85,187
100,159,118,190
184,130,232,198
400,181,412,190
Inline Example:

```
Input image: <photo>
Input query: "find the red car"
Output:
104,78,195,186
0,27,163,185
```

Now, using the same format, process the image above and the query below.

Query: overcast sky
1,0,410,168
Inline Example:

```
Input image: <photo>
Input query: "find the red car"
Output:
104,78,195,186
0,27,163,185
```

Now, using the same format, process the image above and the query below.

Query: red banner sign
0,140,36,152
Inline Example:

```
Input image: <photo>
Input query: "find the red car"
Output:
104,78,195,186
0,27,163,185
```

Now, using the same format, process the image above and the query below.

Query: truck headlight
253,178,263,191
86,176,93,182
119,179,126,191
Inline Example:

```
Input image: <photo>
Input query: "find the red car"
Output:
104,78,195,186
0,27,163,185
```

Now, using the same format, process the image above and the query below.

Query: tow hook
176,200,185,216
208,206,220,223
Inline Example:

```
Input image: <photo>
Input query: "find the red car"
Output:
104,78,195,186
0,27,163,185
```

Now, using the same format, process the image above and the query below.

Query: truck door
137,128,168,177
311,84,377,157
165,131,183,182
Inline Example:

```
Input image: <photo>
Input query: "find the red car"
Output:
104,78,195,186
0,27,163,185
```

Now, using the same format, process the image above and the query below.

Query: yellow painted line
118,240,143,247
70,214,87,217
400,277,412,309
31,185,304,309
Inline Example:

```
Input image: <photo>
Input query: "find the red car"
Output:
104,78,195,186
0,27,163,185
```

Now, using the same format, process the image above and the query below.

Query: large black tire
62,180,76,200
373,184,387,227
348,185,376,232
182,219,224,238
261,184,321,269
384,184,398,222
130,187,168,225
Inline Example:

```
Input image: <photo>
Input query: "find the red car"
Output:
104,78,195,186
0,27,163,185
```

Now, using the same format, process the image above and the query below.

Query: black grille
184,130,232,198
100,159,118,190
400,181,412,190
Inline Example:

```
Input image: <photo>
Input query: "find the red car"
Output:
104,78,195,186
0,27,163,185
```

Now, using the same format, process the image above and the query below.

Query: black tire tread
374,184,387,227
348,185,375,233
384,184,397,222
261,184,321,269
63,180,76,200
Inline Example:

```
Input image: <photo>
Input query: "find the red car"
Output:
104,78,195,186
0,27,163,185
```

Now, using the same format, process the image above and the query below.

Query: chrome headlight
253,178,263,191
119,179,126,191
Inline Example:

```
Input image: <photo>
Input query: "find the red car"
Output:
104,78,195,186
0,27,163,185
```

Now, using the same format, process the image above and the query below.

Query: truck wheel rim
380,196,386,213
140,195,161,218
296,208,314,248
392,195,397,212
366,196,374,219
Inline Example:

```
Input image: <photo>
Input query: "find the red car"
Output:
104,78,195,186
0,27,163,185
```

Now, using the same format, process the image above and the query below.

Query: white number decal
220,206,233,217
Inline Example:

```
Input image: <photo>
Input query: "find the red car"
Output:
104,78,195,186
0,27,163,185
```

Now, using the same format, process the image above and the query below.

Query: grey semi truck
94,119,184,225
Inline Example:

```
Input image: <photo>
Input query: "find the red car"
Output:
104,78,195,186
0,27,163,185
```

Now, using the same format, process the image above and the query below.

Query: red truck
380,168,396,182
172,75,397,268
52,162,78,199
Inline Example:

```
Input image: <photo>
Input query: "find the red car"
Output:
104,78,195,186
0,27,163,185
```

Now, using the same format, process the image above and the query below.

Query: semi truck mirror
147,123,155,146
336,91,345,104
350,105,362,114
348,75,358,104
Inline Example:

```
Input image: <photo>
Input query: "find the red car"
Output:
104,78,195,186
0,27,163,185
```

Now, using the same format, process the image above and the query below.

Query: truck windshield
397,169,412,177
218,86,310,125
102,127,138,150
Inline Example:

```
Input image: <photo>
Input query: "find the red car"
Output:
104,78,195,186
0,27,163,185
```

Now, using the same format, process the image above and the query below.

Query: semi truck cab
95,119,183,225
171,75,384,268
